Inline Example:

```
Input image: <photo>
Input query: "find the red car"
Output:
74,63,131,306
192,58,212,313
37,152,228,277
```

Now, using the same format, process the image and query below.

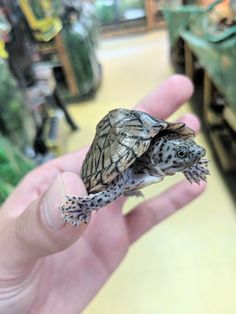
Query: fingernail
41,175,66,230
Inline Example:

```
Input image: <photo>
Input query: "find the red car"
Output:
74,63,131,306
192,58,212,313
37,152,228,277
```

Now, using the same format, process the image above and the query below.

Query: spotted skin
61,174,126,227
61,137,209,227
184,159,209,184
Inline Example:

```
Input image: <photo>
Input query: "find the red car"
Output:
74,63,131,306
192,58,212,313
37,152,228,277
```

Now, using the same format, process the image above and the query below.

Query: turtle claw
61,196,91,227
62,211,91,227
184,158,210,184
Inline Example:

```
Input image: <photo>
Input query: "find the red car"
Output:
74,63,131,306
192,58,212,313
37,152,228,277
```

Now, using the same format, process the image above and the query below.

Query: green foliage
0,136,35,204
0,60,34,149
0,178,14,205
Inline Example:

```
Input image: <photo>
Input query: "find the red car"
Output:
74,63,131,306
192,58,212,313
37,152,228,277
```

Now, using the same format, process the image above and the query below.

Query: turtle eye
177,147,188,158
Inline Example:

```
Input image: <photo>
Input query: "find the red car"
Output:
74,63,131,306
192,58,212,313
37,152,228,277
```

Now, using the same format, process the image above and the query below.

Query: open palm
0,76,205,314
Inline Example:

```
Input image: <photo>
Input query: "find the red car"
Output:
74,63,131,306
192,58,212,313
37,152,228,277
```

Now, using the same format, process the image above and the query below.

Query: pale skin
0,75,206,314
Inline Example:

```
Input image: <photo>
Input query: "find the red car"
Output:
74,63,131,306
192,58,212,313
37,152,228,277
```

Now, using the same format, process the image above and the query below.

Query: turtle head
151,134,206,175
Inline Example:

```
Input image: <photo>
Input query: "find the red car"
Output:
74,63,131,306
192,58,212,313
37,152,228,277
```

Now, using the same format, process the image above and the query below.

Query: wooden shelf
54,33,79,96
181,41,236,171
210,128,236,172
38,32,79,97
223,106,236,133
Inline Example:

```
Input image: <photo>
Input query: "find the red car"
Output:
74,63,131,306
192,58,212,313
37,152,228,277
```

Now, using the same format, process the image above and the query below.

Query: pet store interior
0,1,236,313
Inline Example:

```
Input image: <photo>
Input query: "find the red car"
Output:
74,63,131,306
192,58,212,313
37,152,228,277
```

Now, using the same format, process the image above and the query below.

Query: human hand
0,75,206,314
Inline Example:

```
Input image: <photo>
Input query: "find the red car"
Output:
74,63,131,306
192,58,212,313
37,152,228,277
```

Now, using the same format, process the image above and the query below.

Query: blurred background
0,0,236,313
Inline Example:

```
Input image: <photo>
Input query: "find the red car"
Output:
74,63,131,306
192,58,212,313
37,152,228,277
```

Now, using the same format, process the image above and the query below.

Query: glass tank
94,0,146,25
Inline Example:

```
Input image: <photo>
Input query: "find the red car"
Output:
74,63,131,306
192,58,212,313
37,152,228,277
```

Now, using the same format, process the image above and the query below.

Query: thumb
0,172,88,270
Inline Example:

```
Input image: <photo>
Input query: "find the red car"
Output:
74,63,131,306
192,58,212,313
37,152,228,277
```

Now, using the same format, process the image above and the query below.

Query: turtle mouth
186,156,200,168
193,156,201,164
195,153,205,163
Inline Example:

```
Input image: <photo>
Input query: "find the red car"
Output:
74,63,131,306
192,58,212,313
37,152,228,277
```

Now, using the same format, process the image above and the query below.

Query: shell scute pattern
81,109,165,192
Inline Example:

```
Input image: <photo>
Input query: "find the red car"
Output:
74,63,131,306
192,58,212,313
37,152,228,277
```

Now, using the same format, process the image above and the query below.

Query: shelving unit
183,44,236,172
37,32,79,97
100,0,164,37
54,33,79,97
164,2,236,172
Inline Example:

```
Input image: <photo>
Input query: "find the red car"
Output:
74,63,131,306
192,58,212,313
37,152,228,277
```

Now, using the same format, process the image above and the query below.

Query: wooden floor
65,30,236,314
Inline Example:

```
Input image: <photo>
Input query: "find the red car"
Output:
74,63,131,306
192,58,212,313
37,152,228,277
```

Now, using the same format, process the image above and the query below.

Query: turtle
61,108,209,227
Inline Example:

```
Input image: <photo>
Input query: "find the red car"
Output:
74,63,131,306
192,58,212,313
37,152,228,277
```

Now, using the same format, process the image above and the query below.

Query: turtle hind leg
61,193,106,227
60,174,125,227
61,196,92,227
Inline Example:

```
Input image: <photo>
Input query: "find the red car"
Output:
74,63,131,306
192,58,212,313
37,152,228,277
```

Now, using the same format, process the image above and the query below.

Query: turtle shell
81,108,194,193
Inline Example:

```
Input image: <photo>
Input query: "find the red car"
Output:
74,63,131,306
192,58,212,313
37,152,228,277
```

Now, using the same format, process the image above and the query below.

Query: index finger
136,74,194,119
126,179,206,244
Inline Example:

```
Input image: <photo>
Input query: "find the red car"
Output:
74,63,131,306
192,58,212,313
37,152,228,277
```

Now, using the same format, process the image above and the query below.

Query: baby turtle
61,108,209,227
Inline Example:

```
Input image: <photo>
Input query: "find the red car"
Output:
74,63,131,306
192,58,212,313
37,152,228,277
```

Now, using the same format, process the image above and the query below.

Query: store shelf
172,36,236,172
38,33,79,97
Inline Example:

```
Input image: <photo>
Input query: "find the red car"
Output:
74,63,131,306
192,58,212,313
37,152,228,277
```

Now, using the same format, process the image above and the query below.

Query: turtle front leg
183,158,209,184
60,174,125,227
